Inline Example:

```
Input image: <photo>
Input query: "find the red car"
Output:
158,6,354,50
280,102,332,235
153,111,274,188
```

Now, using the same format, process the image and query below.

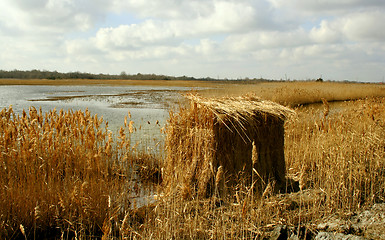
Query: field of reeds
130,96,385,239
1,81,385,239
0,106,141,239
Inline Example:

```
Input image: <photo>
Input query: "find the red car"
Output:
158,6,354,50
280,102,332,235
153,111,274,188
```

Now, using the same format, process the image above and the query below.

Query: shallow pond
0,84,194,152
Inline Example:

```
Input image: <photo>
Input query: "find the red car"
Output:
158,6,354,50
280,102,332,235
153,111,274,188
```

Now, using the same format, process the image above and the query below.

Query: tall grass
285,98,385,210
201,81,385,107
0,106,134,239
1,90,385,238
127,97,385,239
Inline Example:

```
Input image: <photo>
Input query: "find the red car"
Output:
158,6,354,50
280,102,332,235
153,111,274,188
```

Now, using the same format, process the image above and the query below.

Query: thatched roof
187,94,295,121
186,94,295,141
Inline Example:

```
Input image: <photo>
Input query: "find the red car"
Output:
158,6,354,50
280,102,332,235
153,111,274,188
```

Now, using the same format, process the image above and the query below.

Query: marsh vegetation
1,80,385,239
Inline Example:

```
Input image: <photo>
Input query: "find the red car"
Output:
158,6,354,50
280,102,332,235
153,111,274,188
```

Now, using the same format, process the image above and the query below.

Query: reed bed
1,91,385,239
268,82,385,107
201,81,385,107
0,106,138,239
285,97,385,210
132,96,385,239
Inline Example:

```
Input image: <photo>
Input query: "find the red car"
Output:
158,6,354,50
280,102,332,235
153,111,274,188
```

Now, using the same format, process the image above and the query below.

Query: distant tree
0,69,201,81
120,71,128,79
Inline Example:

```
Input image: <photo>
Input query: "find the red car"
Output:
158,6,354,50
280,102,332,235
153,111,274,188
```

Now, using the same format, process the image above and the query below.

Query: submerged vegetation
1,81,385,239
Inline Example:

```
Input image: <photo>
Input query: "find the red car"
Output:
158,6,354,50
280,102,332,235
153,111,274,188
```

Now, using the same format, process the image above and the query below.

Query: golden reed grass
163,94,294,199
1,81,385,239
200,81,385,107
285,97,385,210
132,97,385,239
0,106,136,239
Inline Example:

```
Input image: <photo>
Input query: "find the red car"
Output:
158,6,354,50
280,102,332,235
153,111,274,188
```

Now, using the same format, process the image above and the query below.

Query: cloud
4,0,107,34
1,0,385,81
342,11,385,41
269,0,385,13
310,20,344,43
94,21,177,50
110,0,211,19
93,0,269,50
309,9,385,44
223,28,311,53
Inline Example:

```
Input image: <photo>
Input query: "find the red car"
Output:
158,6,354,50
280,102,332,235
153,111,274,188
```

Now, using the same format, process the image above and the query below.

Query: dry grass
1,81,385,239
163,99,216,199
200,81,385,107
285,97,385,210
0,106,138,239
128,96,385,239
163,94,295,199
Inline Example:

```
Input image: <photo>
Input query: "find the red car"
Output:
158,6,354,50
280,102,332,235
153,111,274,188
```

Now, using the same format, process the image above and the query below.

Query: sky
1,0,385,82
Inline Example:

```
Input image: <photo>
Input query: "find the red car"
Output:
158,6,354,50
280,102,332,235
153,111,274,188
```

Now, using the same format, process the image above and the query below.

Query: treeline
0,69,215,81
0,69,273,83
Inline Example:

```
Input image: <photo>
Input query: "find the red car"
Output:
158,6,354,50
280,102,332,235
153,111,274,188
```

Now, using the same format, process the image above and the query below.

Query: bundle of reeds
164,94,294,199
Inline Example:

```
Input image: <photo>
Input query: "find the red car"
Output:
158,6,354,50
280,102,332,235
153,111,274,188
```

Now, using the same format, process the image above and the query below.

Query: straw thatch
164,94,294,199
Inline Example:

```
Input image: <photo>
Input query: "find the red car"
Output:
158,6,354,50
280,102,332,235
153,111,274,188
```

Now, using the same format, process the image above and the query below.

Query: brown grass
132,97,385,239
285,97,385,209
163,94,295,199
1,81,385,239
0,106,136,239
200,81,385,107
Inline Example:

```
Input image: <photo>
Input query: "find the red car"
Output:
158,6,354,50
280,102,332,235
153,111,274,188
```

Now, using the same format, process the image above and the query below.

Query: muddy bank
262,189,385,239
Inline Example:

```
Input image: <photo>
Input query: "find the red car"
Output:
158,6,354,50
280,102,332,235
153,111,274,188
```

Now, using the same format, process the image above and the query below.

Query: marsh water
0,84,195,152
0,84,198,207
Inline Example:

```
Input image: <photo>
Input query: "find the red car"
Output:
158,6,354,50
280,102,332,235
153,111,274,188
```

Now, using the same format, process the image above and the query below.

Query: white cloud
195,39,218,55
94,0,263,51
224,28,310,53
310,20,343,43
4,0,106,34
342,11,385,41
309,10,385,44
1,0,385,81
94,21,178,50
269,0,385,13
110,0,211,19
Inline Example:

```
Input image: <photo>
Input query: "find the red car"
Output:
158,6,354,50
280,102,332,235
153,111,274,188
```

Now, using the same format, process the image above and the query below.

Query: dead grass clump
0,106,133,239
163,94,294,199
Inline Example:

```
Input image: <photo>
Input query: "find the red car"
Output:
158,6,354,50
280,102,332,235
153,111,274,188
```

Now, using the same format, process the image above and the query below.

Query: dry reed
201,81,385,107
0,106,135,239
132,96,385,239
285,97,385,211
163,94,294,200
2,84,385,239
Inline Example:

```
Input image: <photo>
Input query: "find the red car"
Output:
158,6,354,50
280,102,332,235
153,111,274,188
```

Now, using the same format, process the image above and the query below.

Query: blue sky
1,0,385,82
